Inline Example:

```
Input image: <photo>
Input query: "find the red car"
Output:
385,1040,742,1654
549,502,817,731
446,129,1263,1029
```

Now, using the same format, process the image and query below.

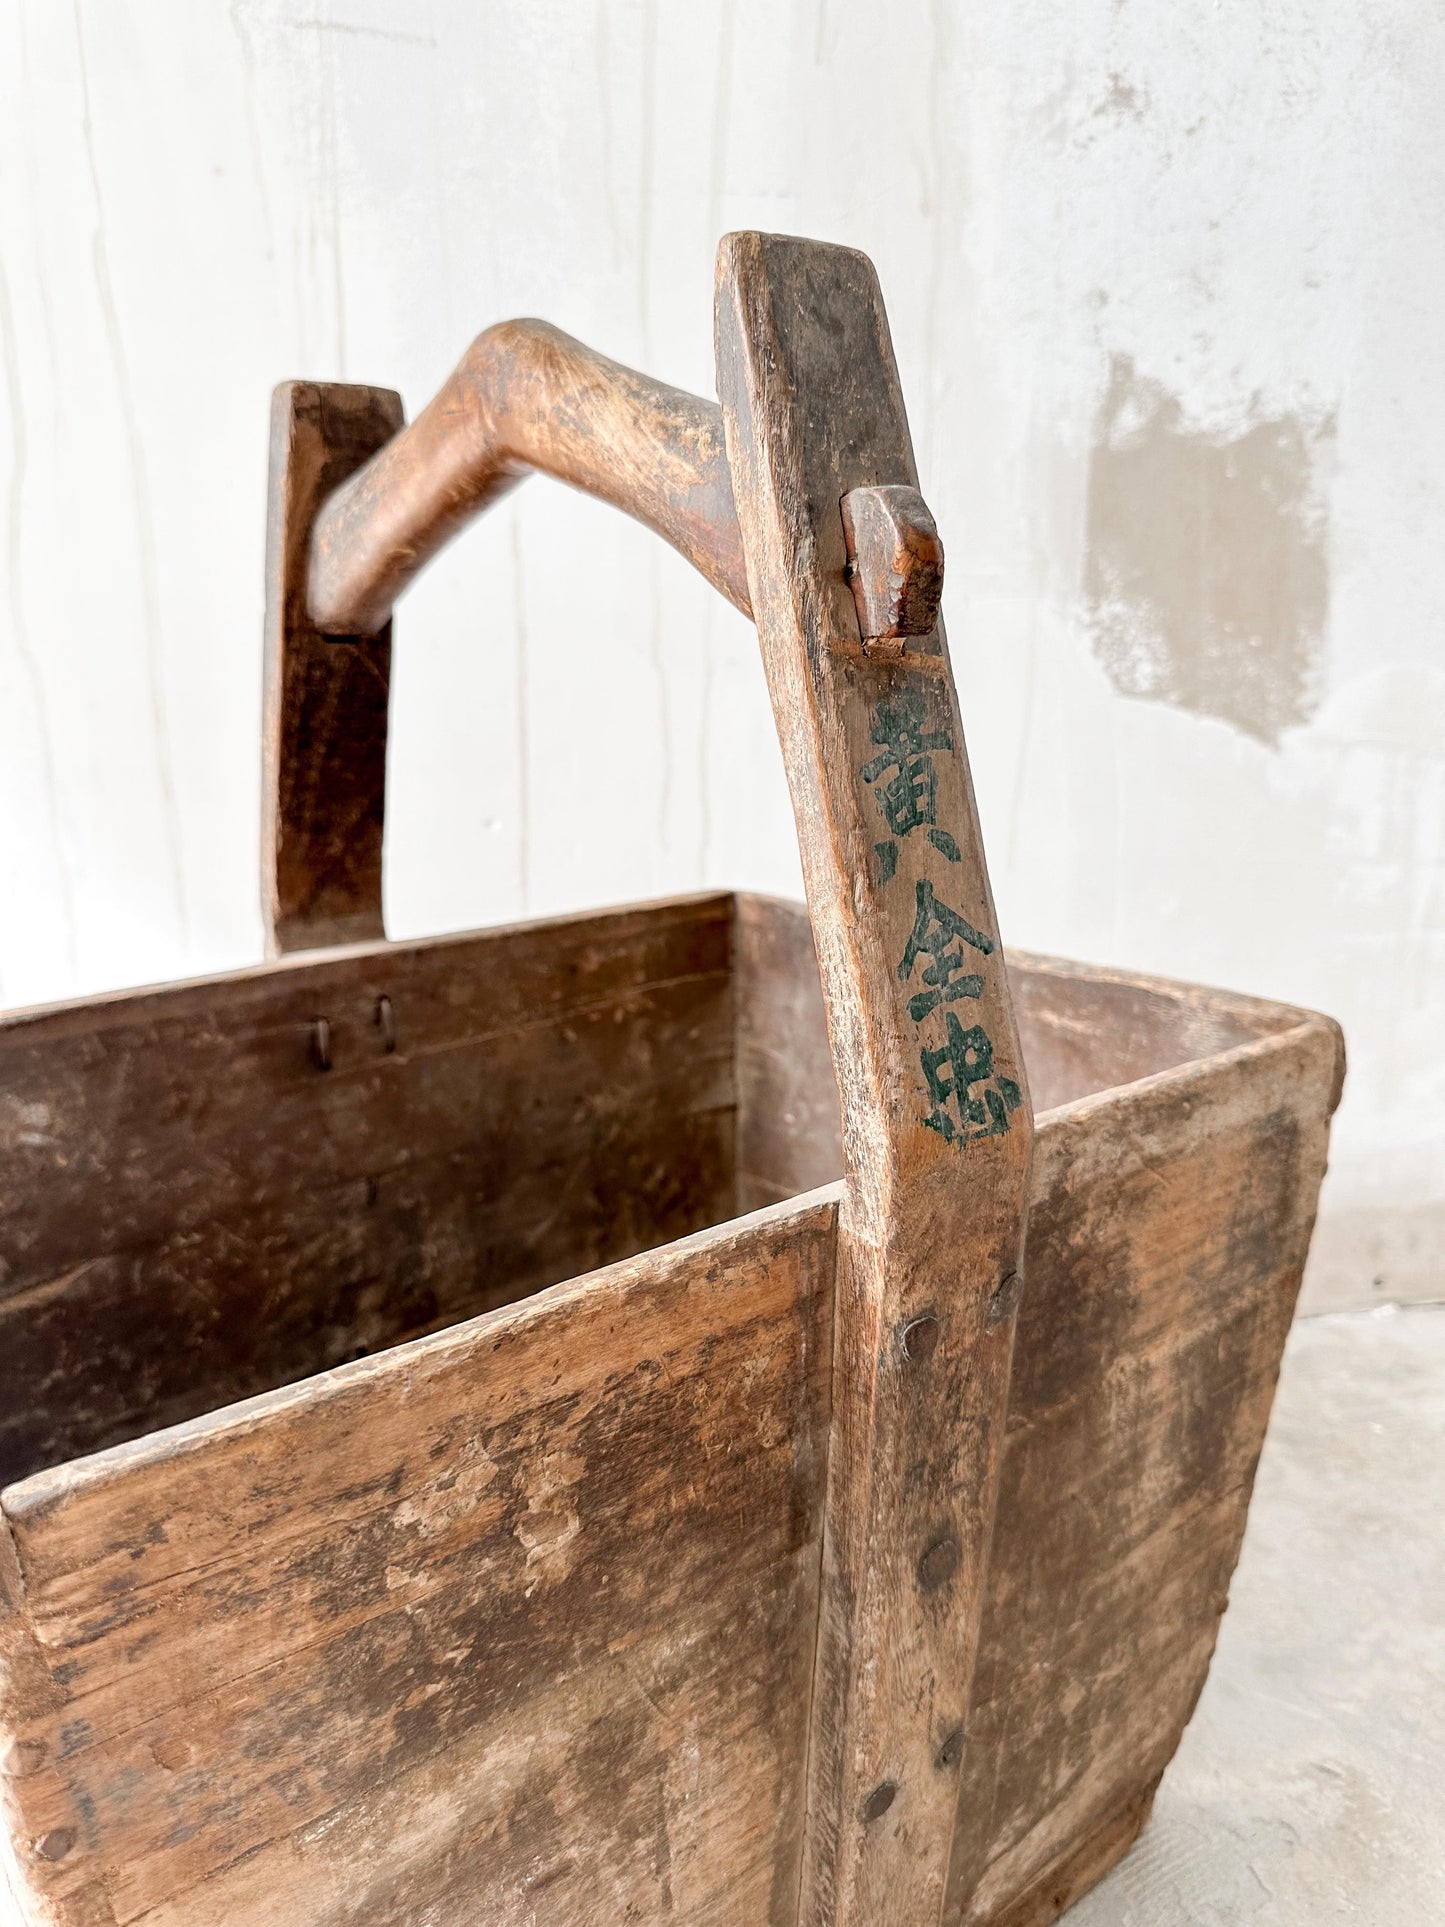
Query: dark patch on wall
1084,355,1335,746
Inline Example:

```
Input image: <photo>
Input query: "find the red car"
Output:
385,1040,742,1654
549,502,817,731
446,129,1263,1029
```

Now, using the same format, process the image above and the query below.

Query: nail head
2,1740,46,1780
860,1779,897,1824
35,1829,74,1863
918,1535,961,1592
375,994,396,1053
901,1314,940,1363
987,1270,1021,1326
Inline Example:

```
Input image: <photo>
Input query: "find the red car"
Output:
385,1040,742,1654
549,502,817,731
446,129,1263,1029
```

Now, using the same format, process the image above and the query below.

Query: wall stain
1094,71,1148,123
1084,355,1335,746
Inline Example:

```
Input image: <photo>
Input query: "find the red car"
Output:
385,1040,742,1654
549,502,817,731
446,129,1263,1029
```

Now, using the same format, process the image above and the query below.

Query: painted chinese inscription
920,1012,1023,1145
862,681,1022,1146
898,879,990,1020
860,684,963,884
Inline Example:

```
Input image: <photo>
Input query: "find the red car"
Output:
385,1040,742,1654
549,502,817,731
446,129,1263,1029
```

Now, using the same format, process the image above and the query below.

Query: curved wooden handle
306,320,751,634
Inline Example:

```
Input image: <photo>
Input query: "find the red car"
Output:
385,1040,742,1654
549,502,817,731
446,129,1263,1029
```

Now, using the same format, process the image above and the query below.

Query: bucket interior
0,894,1289,1489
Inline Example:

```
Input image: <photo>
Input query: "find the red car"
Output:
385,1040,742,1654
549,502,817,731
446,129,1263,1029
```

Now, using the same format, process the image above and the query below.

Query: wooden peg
841,483,945,644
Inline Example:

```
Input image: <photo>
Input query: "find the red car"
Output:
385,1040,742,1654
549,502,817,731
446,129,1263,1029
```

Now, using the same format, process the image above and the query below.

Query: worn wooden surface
0,876,1316,1495
733,898,1300,1146
1004,951,1297,1109
0,1196,834,1926
306,320,750,636
729,897,1345,1924
0,896,733,1489
840,485,945,645
0,885,1342,1926
734,895,844,1213
717,233,1034,1926
263,381,404,955
945,1014,1343,1922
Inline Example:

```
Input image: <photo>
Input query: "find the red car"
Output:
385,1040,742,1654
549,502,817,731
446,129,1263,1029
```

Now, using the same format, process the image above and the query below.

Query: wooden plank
732,896,1325,1189
945,1017,1343,1924
734,894,843,1212
0,896,734,1486
132,1566,820,1927
0,887,1343,1926
263,380,403,955
986,1782,1160,1927
0,1195,837,1925
716,234,1034,1926
1005,949,1303,1111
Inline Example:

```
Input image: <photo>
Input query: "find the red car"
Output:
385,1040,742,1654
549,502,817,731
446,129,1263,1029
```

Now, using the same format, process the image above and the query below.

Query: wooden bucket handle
263,234,1032,1924
263,315,947,954
306,321,751,636
264,330,759,955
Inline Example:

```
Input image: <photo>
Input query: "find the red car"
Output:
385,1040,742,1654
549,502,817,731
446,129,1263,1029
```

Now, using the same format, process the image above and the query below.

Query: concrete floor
1071,1304,1445,1925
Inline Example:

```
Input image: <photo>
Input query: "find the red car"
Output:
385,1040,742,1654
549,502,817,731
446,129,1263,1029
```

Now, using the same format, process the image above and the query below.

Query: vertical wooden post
262,381,403,955
716,233,1034,1925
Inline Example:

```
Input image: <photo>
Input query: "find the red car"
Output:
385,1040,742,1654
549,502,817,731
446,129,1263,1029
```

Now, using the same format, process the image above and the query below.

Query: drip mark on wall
0,249,77,985
73,0,190,941
1083,355,1335,746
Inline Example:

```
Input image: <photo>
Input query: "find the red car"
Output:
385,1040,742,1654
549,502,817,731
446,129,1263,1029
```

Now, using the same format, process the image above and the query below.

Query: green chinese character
921,1012,1023,1144
898,879,994,1020
861,687,962,875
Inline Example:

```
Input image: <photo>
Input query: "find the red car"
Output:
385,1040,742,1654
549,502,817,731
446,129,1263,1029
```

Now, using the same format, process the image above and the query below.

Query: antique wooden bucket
0,235,1342,1927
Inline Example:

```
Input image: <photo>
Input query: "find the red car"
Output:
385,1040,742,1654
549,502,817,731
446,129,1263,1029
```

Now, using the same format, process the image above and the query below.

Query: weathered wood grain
263,381,403,955
944,1016,1343,1925
0,890,1343,1927
717,233,1034,1926
985,1782,1160,1927
0,1197,836,1925
729,889,1344,1924
306,320,750,636
0,897,734,1487
840,485,946,644
734,895,844,1213
1005,950,1297,1109
732,899,1302,1158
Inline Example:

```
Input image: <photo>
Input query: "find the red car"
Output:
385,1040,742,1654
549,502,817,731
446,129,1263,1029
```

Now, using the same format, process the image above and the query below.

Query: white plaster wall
1,0,1441,1307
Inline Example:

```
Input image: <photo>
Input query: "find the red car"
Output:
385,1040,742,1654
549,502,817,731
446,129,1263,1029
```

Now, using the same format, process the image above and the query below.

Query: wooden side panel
945,1018,1344,1925
732,898,1322,1175
734,894,843,1212
0,897,735,1487
263,380,403,956
1006,952,1298,1112
0,1197,837,1927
